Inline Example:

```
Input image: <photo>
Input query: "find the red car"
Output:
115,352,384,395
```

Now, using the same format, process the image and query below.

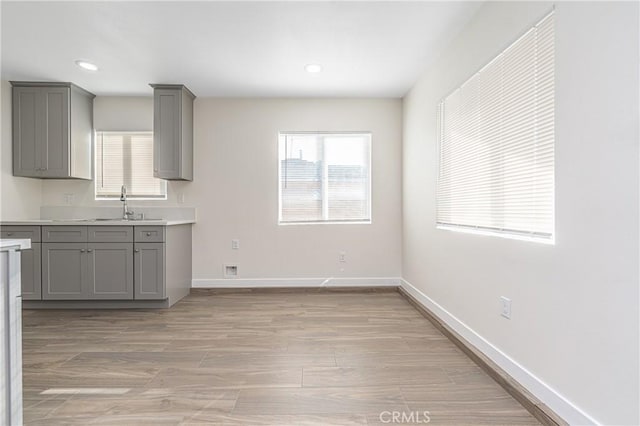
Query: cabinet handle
146,232,151,236
135,249,140,253
6,232,12,236
87,249,93,253
80,249,85,252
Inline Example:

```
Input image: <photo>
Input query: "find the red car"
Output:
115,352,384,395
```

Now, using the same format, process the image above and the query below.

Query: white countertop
0,239,31,251
1,219,195,226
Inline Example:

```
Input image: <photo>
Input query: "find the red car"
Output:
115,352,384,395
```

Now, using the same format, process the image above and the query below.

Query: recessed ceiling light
75,60,98,71
304,64,322,73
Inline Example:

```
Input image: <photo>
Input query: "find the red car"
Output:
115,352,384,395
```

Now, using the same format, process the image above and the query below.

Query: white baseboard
400,279,599,426
192,277,402,289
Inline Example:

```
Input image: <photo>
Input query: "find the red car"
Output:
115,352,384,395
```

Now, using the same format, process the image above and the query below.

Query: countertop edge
0,238,32,250
1,220,196,226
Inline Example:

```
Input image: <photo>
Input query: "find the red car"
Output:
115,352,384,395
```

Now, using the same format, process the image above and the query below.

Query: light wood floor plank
22,290,539,425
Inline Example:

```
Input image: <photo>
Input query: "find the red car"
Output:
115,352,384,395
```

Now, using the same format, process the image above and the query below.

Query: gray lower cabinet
2,224,184,304
134,243,165,300
42,243,87,300
88,243,133,300
1,226,41,300
41,226,137,301
20,243,41,300
43,242,134,300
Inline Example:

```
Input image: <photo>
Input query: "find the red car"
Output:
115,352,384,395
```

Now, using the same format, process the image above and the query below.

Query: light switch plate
500,296,512,319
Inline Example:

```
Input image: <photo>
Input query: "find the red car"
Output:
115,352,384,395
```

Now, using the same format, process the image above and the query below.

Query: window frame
277,131,372,226
94,130,168,201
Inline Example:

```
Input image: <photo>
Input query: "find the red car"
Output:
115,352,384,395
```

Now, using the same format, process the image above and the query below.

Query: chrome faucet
120,185,134,220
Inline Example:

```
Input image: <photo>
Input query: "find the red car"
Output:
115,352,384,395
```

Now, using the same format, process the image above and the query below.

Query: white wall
94,96,153,132
41,97,403,281
0,80,42,219
189,98,402,281
402,2,639,425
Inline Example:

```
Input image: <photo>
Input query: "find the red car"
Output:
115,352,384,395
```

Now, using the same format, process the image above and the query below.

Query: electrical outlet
338,251,346,263
63,193,74,205
177,193,185,204
500,296,512,319
231,239,240,250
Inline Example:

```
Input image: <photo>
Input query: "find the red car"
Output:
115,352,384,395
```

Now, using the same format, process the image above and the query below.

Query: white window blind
437,11,554,241
279,132,371,224
95,131,167,199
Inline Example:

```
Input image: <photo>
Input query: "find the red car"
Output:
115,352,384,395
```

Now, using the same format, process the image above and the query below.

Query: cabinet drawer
42,226,87,242
88,226,133,243
0,225,41,242
134,226,165,242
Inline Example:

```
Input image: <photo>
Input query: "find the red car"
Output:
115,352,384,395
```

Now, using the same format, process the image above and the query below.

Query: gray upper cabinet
11,82,94,179
150,84,195,181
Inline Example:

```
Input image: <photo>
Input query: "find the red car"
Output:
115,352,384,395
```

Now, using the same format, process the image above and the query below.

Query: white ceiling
1,1,481,98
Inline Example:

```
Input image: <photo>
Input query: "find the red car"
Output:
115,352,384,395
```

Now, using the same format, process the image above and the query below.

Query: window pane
279,133,371,224
96,133,125,197
280,135,322,222
129,134,164,197
325,136,370,221
95,131,166,199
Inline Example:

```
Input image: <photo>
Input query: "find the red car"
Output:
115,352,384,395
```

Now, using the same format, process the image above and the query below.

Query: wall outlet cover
500,296,512,319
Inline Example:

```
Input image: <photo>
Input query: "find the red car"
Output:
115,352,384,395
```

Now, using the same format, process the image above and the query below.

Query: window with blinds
279,132,371,224
95,131,167,199
437,11,554,242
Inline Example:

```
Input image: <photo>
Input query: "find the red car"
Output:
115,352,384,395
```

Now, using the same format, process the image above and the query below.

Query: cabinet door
20,243,41,300
87,243,133,300
12,86,42,177
40,87,70,178
153,89,181,179
42,243,87,300
134,243,165,300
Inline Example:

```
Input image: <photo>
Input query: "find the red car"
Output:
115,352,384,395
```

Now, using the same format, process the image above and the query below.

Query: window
95,131,167,199
279,132,371,224
437,11,554,242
